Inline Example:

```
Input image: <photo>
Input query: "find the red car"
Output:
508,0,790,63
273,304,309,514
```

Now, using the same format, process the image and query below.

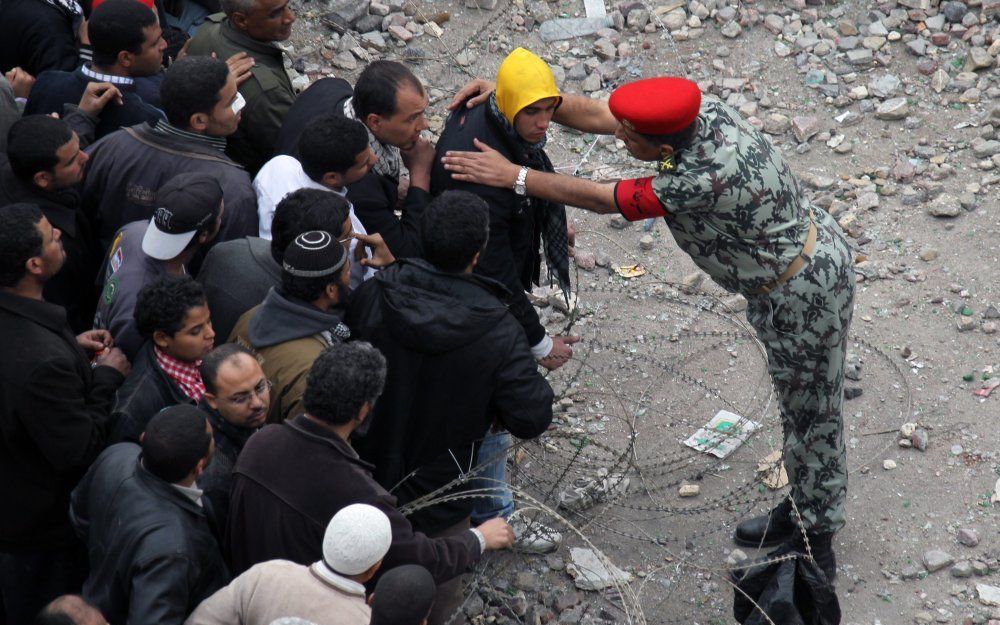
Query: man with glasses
197,343,270,527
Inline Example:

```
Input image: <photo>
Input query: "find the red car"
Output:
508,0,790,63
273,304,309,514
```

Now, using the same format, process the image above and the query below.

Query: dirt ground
285,0,1000,622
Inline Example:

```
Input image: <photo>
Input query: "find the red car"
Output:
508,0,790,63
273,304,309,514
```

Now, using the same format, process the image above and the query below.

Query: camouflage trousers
744,210,855,533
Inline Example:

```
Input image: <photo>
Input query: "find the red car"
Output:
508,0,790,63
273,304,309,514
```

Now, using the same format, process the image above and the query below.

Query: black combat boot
788,529,837,582
734,498,796,548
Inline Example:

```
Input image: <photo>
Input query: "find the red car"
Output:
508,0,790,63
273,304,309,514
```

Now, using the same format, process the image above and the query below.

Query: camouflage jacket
616,96,814,294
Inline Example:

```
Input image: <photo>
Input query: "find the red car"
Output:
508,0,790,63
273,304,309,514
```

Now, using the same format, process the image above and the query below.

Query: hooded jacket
346,259,553,533
229,288,349,423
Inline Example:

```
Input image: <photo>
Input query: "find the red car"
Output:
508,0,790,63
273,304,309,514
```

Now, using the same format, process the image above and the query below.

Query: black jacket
0,0,80,76
70,443,229,625
346,259,553,533
109,342,194,444
431,102,548,347
26,67,163,141
0,291,124,552
197,399,256,531
226,415,482,584
0,155,103,333
82,122,258,251
274,77,428,258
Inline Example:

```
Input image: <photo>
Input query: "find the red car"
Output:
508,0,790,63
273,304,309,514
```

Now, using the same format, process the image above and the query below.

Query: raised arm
440,138,618,214
552,93,619,135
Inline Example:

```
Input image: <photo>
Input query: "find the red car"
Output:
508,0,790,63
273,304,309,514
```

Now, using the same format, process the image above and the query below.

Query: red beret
608,77,702,135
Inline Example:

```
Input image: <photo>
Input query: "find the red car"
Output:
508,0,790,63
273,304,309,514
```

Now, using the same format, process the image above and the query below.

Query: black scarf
487,94,571,298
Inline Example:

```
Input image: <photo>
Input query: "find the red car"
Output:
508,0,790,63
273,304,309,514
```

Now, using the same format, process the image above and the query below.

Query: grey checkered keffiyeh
343,96,403,182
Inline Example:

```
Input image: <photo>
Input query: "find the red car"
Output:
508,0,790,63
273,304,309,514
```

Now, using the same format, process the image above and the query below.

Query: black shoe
734,499,796,548
789,530,837,582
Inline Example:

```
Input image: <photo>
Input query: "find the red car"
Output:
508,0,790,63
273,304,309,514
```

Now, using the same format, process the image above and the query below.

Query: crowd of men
0,0,582,622
2,0,855,621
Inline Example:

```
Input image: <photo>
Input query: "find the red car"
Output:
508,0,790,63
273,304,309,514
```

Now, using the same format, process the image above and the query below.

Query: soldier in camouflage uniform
441,76,853,579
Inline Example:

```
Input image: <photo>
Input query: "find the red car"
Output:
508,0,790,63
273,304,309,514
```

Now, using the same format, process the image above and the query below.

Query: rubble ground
282,0,999,622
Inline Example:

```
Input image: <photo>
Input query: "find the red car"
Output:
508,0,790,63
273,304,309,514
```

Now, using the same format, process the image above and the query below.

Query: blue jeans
470,430,515,524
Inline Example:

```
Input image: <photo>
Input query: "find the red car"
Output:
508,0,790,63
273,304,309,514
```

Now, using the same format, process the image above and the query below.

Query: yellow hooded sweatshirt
494,47,561,126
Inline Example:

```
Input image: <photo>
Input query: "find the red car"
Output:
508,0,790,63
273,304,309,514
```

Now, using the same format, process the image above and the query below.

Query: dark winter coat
226,415,482,584
346,259,553,533
109,342,193,444
0,0,80,76
70,443,229,625
431,101,549,346
25,67,163,140
0,291,124,552
81,122,258,251
274,77,428,258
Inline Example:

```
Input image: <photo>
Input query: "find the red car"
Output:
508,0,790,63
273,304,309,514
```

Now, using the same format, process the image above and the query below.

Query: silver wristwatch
513,166,529,196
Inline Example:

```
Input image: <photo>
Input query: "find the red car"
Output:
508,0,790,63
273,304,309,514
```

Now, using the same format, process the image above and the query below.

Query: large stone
567,547,634,591
875,98,909,120
846,48,874,65
721,21,742,38
792,116,819,142
870,73,901,98
941,0,968,22
581,72,602,92
906,38,927,56
663,8,686,30
927,196,961,217
332,50,357,70
328,0,370,26
971,139,1000,158
387,24,413,41
593,38,617,60
923,549,955,573
626,7,649,29
931,68,949,93
978,584,1000,606
538,17,613,42
763,113,791,134
763,13,784,33
958,528,980,547
966,47,995,72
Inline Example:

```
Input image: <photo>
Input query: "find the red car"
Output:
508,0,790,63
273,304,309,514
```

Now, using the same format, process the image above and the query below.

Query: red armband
614,177,668,221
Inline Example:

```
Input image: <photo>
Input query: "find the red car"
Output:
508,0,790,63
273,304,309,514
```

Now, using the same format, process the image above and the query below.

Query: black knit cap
282,230,347,278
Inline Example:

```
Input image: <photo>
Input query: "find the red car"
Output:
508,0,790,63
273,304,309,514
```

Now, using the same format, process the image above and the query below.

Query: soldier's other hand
95,347,131,377
441,138,519,189
5,67,36,99
400,136,435,171
353,232,396,268
76,329,113,353
539,335,580,371
224,52,255,86
78,82,123,116
447,78,496,111
476,518,515,550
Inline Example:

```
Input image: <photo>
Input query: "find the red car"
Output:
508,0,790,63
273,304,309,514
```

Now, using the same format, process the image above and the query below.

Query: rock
931,69,950,93
911,427,928,451
332,50,357,70
977,584,1000,606
464,593,485,617
328,0,370,26
892,158,916,182
957,316,977,332
465,0,497,8
581,72,602,92
924,13,946,30
942,0,968,22
906,38,927,56
387,24,413,41
870,73,902,98
515,571,539,592
663,8,686,30
951,561,974,578
923,550,955,573
856,192,880,210
593,38,617,60
360,30,386,49
972,561,990,576
883,458,897,470
764,113,791,135
538,17,613,42
845,387,863,400
901,564,925,580
626,7,649,29
424,20,444,37
927,197,961,218
679,484,700,497
900,422,917,438
567,547,634,591
764,14,784,33
575,251,596,271
920,248,940,261
608,216,630,230
720,21,742,37
971,139,1000,158
985,305,1000,319
680,272,704,293
958,528,980,547
290,75,310,93
967,47,995,71
726,549,749,566
875,98,909,120
369,1,391,15
792,116,820,142
847,48,874,64
722,294,748,312
639,234,655,250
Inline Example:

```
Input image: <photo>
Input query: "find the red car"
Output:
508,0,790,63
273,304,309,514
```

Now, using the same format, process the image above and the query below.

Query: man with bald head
197,343,270,525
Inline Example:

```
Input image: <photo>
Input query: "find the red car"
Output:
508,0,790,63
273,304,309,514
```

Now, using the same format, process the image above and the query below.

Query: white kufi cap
323,503,392,576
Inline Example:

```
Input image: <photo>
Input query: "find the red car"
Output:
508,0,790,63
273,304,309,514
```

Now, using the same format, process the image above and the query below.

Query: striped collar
80,64,134,86
153,120,228,153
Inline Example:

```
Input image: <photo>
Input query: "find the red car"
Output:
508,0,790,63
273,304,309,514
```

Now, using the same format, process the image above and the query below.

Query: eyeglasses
224,379,271,406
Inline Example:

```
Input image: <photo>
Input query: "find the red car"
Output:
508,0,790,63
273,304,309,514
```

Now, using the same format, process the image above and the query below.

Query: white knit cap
323,503,392,576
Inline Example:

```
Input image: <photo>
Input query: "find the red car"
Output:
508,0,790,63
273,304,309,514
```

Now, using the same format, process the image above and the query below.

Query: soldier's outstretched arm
552,93,618,135
441,138,618,214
